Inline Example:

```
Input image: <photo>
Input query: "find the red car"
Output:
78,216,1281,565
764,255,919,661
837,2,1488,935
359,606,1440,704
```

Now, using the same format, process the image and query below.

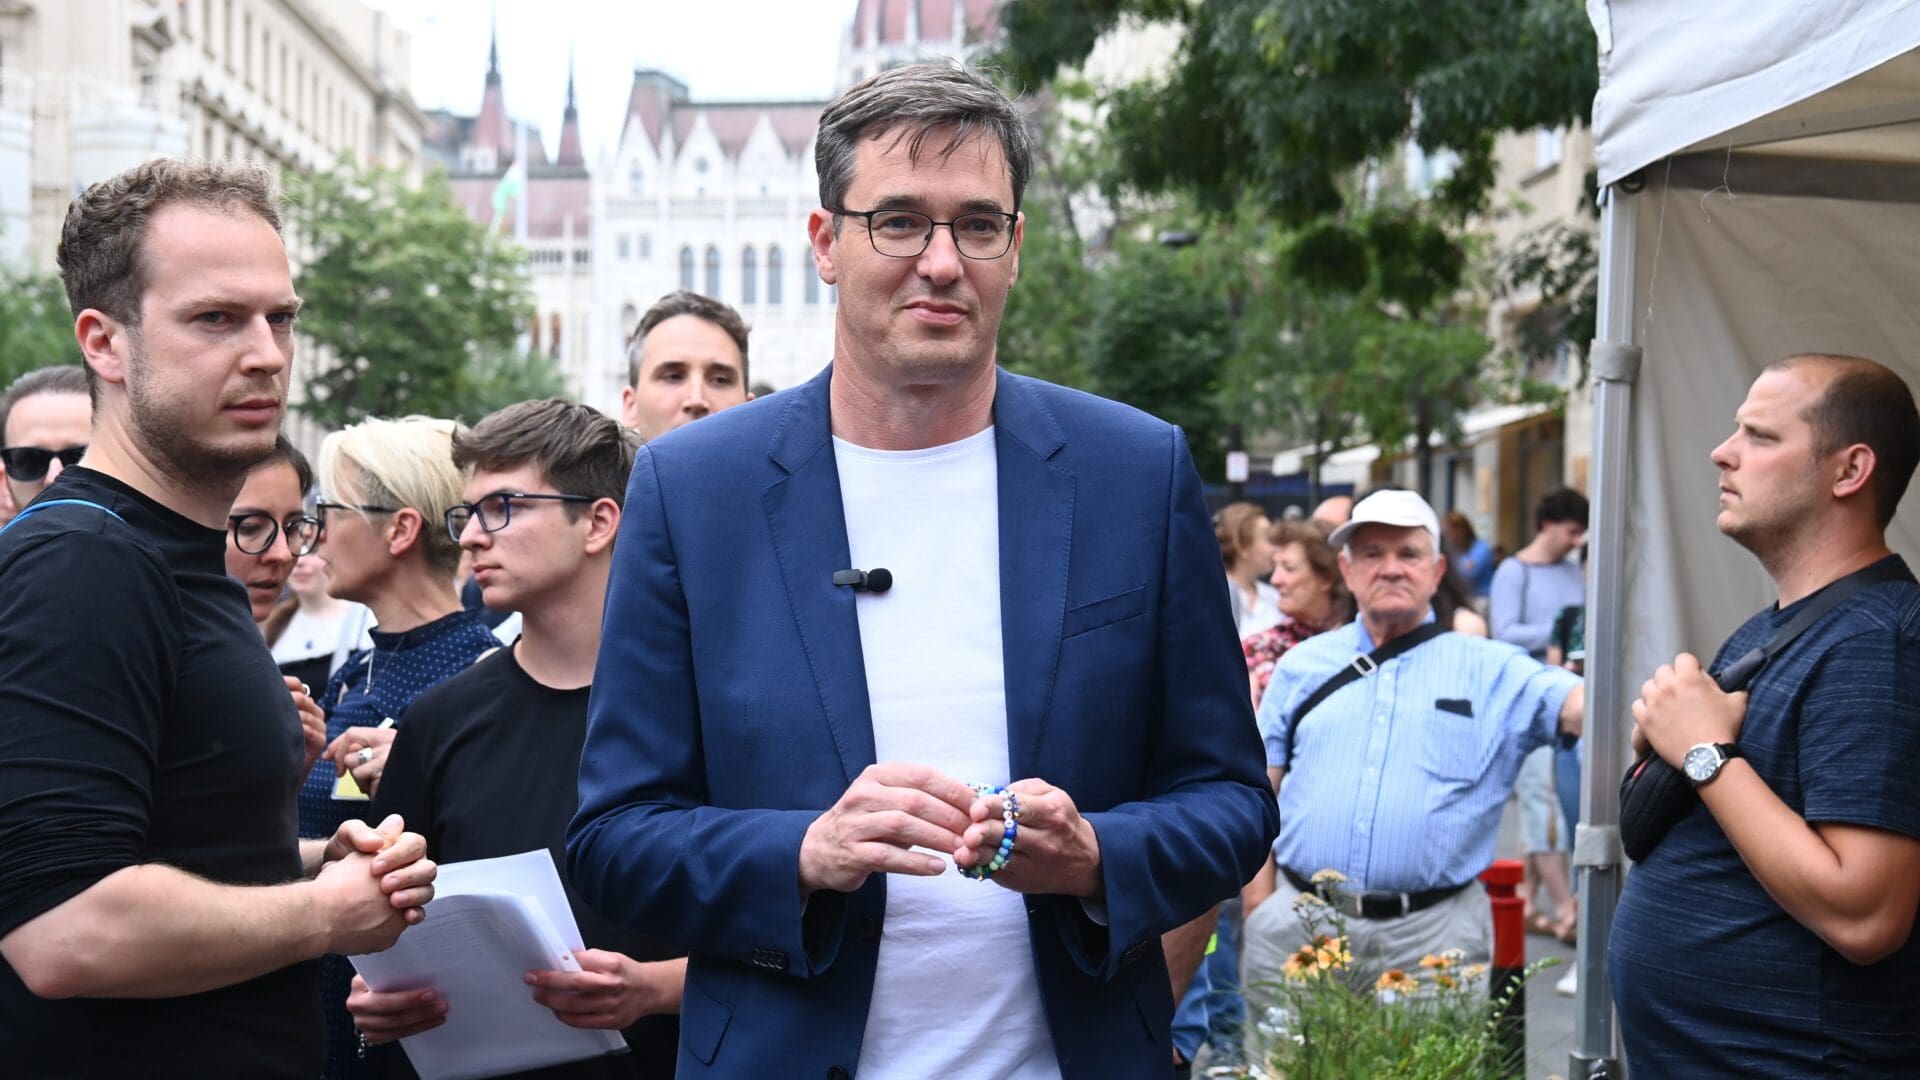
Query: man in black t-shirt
1613,355,1920,1075
350,398,683,1077
0,158,437,1078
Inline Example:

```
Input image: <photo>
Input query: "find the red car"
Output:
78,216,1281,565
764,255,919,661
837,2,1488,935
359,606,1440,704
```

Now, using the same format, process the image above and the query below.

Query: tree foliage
0,271,82,389
996,0,1597,225
994,0,1590,487
286,162,538,427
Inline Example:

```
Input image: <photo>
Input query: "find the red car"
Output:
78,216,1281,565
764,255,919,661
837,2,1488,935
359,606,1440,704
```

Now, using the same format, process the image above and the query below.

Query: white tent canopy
1576,3,1920,1076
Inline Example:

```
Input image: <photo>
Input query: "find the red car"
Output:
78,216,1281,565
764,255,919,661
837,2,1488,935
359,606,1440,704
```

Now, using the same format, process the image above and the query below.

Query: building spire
555,43,584,168
486,3,501,84
565,46,577,116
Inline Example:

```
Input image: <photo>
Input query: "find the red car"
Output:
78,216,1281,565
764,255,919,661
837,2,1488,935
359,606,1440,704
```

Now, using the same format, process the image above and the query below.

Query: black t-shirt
0,468,322,1077
373,647,682,1078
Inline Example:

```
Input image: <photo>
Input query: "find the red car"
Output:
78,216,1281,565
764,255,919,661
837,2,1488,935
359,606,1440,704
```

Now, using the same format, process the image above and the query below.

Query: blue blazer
568,366,1278,1077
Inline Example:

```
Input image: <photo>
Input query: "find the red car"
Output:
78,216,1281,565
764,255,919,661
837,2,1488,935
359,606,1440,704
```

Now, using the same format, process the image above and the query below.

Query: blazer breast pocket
1061,586,1148,639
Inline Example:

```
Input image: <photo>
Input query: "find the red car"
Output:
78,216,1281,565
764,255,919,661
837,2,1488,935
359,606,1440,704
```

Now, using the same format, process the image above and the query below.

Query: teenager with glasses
301,414,499,1080
347,398,687,1077
0,364,90,526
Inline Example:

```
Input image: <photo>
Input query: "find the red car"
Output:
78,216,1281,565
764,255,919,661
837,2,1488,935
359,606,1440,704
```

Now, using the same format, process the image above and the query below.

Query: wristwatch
1681,742,1743,786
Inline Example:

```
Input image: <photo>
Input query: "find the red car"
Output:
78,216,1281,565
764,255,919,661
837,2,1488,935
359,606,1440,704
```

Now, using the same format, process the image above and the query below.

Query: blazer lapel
993,372,1075,777
763,367,876,784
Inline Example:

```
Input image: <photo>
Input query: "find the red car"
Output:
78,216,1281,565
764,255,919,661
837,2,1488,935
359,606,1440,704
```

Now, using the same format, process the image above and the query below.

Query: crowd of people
0,60,1916,1080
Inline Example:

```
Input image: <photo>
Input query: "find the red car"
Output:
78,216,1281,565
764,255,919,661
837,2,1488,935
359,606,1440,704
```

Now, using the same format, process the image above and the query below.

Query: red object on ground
1481,858,1526,968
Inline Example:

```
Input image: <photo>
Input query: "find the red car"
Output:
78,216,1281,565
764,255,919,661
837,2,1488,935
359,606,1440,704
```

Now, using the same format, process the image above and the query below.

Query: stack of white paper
350,849,629,1080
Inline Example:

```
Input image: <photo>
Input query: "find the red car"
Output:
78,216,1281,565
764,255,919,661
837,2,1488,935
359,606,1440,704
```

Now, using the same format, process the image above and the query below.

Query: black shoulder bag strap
1285,622,1451,767
1620,557,1917,861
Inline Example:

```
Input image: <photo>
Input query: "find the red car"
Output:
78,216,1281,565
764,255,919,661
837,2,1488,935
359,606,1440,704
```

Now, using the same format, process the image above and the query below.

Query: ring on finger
355,747,377,766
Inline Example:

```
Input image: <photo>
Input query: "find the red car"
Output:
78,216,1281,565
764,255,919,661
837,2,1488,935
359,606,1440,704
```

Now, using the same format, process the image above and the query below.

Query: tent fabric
1618,160,1920,721
1592,0,1920,184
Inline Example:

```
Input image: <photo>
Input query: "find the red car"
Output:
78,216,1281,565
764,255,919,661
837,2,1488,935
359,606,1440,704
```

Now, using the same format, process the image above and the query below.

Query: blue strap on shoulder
0,498,127,538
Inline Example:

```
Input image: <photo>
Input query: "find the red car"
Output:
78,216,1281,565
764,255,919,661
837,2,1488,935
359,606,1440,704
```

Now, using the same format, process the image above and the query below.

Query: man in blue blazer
568,63,1277,1079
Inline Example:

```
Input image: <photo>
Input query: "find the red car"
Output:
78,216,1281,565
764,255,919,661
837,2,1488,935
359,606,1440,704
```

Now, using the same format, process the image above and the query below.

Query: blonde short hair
318,415,466,578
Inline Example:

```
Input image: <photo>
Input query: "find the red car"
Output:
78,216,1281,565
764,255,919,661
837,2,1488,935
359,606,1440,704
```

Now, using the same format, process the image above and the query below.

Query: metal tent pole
1569,177,1643,1080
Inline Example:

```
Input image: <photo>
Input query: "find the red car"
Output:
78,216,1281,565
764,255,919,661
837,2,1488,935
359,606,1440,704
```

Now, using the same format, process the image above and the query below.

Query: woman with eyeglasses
299,415,499,1080
224,436,322,632
223,436,330,783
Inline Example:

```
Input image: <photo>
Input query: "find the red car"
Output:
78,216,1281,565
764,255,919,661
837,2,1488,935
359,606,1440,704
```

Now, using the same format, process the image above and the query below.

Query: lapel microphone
832,568,893,593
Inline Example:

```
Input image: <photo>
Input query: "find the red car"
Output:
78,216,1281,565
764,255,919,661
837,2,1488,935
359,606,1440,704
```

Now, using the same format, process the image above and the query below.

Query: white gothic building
0,0,421,270
426,1,1004,412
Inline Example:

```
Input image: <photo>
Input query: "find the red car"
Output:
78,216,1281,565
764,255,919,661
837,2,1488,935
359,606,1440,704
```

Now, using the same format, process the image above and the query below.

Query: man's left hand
954,779,1103,899
525,950,674,1029
1632,652,1749,768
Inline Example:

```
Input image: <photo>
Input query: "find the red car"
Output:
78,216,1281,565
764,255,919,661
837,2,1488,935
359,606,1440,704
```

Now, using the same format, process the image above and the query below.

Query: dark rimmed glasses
444,492,594,543
829,207,1018,260
1,445,86,483
229,512,324,557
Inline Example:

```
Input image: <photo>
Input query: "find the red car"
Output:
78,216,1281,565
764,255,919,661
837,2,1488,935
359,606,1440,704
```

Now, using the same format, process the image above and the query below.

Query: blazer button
828,1067,850,1080
1121,941,1146,967
854,915,880,941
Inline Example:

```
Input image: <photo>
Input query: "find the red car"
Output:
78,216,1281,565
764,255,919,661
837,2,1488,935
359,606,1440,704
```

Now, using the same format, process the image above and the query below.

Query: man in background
0,365,89,524
619,290,753,439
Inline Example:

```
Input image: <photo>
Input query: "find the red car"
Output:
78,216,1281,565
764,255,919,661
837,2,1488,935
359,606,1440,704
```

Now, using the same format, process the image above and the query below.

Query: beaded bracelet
962,783,1020,881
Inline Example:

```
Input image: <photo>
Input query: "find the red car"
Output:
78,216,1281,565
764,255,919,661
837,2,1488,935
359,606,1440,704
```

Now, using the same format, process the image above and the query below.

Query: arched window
549,313,562,359
741,246,758,306
767,247,783,306
628,162,644,195
530,314,542,352
704,245,721,298
679,246,695,290
619,303,639,347
805,265,820,306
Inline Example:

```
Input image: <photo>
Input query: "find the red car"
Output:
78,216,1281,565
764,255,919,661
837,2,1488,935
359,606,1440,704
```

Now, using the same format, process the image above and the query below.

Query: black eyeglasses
0,445,86,483
829,207,1018,260
229,512,324,557
445,492,594,543
312,500,400,528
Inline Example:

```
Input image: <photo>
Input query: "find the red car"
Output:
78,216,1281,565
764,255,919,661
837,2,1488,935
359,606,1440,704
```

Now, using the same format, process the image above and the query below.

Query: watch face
1683,745,1719,783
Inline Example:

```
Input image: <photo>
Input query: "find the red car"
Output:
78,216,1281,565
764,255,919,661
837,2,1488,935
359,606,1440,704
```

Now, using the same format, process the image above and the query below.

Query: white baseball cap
1329,490,1442,550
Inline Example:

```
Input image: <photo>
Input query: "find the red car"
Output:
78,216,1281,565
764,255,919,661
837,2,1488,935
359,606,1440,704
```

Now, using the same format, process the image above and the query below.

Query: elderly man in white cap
1240,489,1586,1000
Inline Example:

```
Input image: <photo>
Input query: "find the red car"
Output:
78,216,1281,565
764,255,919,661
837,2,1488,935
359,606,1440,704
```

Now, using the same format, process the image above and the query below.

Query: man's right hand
797,763,975,896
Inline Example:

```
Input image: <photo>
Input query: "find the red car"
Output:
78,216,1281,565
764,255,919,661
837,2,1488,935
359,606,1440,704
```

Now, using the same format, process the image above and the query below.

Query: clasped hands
1631,652,1749,768
313,813,437,957
797,762,1103,899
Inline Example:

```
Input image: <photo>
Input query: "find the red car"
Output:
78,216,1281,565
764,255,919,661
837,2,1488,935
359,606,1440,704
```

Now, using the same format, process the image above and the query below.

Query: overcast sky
373,0,856,162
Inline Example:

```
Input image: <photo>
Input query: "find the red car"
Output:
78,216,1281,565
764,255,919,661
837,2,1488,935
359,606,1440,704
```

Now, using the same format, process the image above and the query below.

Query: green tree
287,162,535,427
996,0,1591,485
1083,235,1236,479
0,271,81,388
444,344,572,423
996,0,1596,226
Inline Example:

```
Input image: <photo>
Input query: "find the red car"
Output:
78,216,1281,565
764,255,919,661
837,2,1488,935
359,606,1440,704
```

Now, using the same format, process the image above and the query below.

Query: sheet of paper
349,850,626,1080
432,849,586,950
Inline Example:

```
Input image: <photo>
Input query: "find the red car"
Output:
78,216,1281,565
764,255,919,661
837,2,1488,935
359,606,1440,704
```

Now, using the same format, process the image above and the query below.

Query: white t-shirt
835,427,1061,1080
270,601,374,672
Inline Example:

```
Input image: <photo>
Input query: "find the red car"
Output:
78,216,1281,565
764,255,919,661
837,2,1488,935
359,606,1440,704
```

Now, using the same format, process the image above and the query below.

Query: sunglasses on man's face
0,445,86,483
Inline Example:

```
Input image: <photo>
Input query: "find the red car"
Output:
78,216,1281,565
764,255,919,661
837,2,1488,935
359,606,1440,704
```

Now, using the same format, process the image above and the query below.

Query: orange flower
1376,968,1418,994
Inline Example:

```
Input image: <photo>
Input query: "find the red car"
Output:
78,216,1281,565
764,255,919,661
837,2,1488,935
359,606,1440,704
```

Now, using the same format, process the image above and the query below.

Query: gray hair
815,63,1031,214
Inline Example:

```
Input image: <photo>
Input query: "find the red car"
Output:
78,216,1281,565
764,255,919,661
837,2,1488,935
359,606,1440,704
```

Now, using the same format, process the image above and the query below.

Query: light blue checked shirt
1256,615,1580,892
